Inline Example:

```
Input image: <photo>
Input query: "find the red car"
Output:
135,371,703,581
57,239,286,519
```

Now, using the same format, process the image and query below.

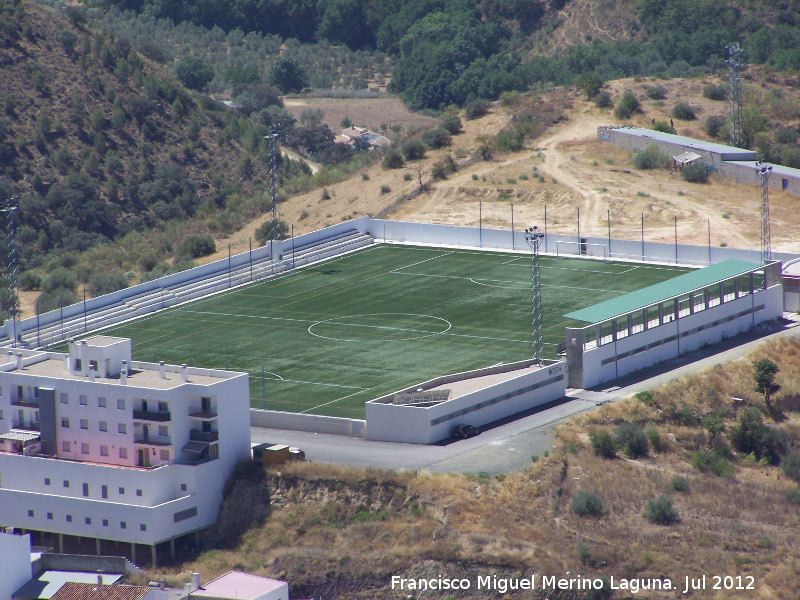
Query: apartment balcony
11,399,39,408
189,429,219,442
188,409,217,420
134,434,171,446
133,410,171,422
11,420,40,431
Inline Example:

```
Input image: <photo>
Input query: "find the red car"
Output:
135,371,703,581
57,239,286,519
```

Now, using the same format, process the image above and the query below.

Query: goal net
555,240,609,261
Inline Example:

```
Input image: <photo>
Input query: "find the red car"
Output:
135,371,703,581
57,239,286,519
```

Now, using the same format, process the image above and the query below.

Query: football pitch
100,244,690,418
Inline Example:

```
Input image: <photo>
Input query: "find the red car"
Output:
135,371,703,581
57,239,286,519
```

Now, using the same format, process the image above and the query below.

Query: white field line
301,388,370,413
389,251,454,273
391,271,629,294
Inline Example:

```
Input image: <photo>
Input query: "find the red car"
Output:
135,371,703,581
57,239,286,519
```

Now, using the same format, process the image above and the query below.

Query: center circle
307,313,452,342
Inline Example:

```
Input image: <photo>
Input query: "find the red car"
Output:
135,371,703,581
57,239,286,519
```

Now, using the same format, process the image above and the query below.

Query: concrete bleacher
7,229,373,348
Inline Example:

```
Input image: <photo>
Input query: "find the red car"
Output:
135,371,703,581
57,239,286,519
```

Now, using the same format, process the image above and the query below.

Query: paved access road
251,318,800,475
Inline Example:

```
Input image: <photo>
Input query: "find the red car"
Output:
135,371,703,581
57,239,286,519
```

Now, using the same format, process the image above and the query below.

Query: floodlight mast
525,226,545,363
0,196,19,348
756,161,772,264
726,42,744,149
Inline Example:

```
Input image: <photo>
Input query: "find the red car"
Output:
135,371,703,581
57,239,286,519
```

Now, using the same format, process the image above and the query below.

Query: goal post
555,240,609,261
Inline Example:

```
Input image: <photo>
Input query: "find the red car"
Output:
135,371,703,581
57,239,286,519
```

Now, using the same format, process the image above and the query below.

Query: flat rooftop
605,126,757,159
193,571,286,599
83,335,128,347
5,355,242,390
427,365,542,399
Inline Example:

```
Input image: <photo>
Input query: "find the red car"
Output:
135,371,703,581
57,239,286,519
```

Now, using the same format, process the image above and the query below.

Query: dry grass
144,338,800,598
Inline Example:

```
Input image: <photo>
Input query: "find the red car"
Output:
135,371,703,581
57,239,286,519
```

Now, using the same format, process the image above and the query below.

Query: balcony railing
190,429,219,442
11,399,39,408
11,421,40,431
188,409,217,419
134,434,171,445
133,410,171,422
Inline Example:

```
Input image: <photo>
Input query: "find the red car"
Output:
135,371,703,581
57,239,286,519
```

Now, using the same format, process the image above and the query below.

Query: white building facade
0,336,251,565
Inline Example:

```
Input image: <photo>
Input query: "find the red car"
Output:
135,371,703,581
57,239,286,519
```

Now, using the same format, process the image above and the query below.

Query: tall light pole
756,161,772,264
1,197,19,348
525,226,545,363
264,131,281,269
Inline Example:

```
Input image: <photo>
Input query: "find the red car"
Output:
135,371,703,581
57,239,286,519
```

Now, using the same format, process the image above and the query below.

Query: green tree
574,71,604,100
255,220,289,246
174,55,214,91
753,359,780,408
614,91,640,119
269,58,308,93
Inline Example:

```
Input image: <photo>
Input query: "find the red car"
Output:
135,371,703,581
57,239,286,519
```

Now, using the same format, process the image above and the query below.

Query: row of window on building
27,508,147,531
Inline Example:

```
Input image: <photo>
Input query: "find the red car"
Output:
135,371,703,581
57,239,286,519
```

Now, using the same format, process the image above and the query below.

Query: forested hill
89,0,800,110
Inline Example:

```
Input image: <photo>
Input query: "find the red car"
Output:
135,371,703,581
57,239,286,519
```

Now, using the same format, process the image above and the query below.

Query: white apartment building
0,336,251,566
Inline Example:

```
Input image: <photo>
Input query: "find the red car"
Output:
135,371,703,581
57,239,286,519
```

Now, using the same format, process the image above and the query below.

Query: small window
140,524,147,531
99,421,108,432
66,515,72,522
158,401,168,412
74,359,82,371
98,397,107,408
118,423,127,434
119,447,128,459
62,441,70,452
81,443,90,454
120,521,127,529
118,487,125,495
89,360,98,372
0,409,3,420
160,449,170,460
34,387,40,398
28,509,34,517
102,484,108,499
136,489,142,497
63,480,70,488
80,419,88,430
60,393,69,404
85,517,92,525
44,477,51,486
79,395,88,406
83,483,89,496
100,445,109,457
47,512,53,520
117,398,125,410
158,425,168,437
61,417,69,428
103,519,109,526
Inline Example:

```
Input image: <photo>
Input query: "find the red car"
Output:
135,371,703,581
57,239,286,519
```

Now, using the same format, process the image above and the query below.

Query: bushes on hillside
421,128,452,149
681,161,708,183
632,143,669,170
728,408,787,465
645,495,679,525
401,139,426,160
705,115,726,138
382,149,405,169
177,233,216,258
703,84,726,101
653,121,675,134
645,85,666,100
614,91,640,119
89,272,129,297
672,102,696,120
439,115,462,135
781,451,800,483
616,422,649,458
590,429,617,458
570,490,605,516
255,220,289,246
594,91,613,108
465,99,490,120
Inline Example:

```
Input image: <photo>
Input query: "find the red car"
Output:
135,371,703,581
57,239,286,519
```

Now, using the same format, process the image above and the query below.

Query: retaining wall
251,409,366,437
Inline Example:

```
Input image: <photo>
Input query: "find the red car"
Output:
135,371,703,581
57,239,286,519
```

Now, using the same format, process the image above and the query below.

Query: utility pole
1,197,19,347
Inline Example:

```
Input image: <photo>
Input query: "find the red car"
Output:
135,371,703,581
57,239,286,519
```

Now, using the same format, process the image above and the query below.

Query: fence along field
101,245,690,418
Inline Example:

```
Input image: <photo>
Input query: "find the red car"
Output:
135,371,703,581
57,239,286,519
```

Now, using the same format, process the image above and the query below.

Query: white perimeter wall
0,532,31,600
578,285,783,389
251,409,366,438
366,362,565,444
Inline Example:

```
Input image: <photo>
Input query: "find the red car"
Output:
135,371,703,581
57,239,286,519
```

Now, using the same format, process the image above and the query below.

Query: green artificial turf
99,244,689,418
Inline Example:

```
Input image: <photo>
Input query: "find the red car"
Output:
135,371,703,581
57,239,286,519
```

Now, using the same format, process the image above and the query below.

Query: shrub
589,429,617,458
729,407,787,464
382,149,404,169
616,422,649,458
671,475,690,493
379,184,391,194
255,220,288,245
614,91,640,119
672,103,696,121
646,426,663,451
645,495,679,525
632,143,669,170
781,452,800,483
646,85,667,100
681,161,709,183
19,271,42,291
653,121,675,134
401,139,426,161
88,272,129,297
465,99,489,120
785,487,800,505
177,233,216,259
594,91,613,108
41,268,78,294
775,127,798,144
439,115,462,134
570,490,605,516
705,115,726,138
422,128,452,149
703,84,726,101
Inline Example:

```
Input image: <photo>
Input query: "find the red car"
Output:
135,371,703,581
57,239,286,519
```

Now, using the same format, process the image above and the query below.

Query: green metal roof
563,259,761,324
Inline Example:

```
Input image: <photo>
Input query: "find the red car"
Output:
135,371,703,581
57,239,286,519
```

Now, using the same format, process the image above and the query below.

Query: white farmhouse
0,336,251,566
